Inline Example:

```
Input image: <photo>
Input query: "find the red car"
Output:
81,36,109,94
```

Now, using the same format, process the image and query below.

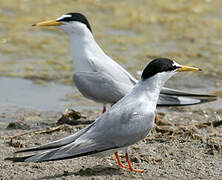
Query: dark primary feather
158,94,217,107
14,122,96,153
5,155,34,162
5,120,118,163
158,87,217,106
5,147,116,163
160,87,217,98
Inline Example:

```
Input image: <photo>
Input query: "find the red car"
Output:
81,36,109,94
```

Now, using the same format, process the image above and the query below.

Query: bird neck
133,73,170,112
68,30,105,71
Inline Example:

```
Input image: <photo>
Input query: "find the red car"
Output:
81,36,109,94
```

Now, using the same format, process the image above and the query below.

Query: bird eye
174,66,180,69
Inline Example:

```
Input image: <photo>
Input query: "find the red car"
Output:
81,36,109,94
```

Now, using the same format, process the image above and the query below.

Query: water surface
0,0,221,117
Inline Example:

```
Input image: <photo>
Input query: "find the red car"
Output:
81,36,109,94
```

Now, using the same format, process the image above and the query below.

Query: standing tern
33,12,216,112
6,58,202,172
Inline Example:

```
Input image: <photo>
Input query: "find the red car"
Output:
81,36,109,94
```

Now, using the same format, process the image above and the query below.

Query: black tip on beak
32,24,36,26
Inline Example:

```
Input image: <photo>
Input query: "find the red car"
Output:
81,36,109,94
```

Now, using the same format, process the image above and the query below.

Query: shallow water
0,77,101,112
0,0,222,116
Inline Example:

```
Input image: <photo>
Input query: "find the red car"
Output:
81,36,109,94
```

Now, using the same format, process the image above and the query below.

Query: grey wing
7,120,116,162
160,87,216,98
15,122,96,153
23,139,114,162
158,94,200,106
158,87,217,106
7,102,154,162
34,109,155,162
86,56,216,106
86,107,155,148
87,57,138,86
73,71,134,103
45,108,155,162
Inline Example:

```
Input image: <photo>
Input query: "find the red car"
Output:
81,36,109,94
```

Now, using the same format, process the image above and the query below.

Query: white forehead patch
172,61,181,67
56,14,72,21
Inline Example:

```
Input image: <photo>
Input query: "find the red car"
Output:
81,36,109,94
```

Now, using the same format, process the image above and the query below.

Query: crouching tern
33,12,216,112
6,58,202,172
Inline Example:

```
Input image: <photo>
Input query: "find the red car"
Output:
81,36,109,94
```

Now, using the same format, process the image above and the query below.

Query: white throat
59,23,106,72
132,71,176,112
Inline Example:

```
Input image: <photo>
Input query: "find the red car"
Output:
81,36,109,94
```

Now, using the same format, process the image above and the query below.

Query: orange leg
102,106,106,113
115,152,144,172
102,103,115,114
111,103,115,107
125,153,144,172
114,152,128,169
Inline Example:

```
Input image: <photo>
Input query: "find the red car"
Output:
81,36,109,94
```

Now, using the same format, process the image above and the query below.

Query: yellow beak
176,65,202,72
32,19,63,27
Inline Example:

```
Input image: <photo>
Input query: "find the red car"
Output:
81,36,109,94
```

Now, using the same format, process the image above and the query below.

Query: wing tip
164,92,217,98
14,145,60,154
6,146,118,163
5,155,34,162
198,97,217,104
158,97,217,107
161,88,218,98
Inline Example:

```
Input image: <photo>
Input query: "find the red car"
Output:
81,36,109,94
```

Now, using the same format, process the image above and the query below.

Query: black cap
57,12,92,33
141,58,178,80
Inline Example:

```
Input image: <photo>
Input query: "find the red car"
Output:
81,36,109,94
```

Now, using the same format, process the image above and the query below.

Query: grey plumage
5,58,205,171
33,12,216,109
73,71,216,106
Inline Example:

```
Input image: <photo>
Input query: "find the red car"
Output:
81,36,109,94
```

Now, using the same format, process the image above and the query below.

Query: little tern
33,13,216,112
6,58,202,172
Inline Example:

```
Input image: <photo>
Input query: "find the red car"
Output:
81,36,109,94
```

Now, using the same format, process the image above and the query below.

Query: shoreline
1,106,221,179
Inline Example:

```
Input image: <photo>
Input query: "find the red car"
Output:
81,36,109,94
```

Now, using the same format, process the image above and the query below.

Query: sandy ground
0,106,221,180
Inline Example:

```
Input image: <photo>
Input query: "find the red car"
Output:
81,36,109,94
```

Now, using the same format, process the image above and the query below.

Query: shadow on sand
34,165,123,180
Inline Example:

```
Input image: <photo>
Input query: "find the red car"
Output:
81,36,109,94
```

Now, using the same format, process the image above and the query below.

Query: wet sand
0,105,221,179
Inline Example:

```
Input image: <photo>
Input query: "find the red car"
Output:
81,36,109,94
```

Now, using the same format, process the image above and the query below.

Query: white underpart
58,21,136,83
59,21,103,72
